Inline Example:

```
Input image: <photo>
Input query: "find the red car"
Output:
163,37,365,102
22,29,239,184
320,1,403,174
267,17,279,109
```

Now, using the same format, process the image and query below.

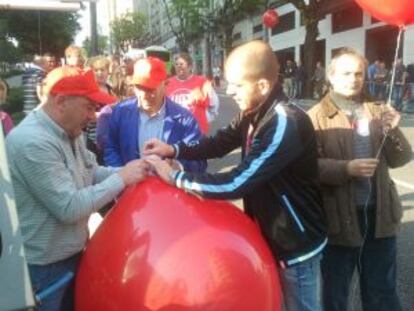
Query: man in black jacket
144,40,326,311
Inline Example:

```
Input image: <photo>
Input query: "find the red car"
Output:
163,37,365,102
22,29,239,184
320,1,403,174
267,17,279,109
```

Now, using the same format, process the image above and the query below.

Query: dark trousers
321,209,402,311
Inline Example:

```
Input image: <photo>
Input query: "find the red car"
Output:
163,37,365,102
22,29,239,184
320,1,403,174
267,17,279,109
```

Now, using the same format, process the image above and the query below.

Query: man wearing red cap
6,66,150,310
104,57,206,173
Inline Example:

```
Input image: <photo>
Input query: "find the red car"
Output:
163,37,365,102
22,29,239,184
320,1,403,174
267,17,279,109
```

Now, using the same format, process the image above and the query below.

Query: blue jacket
104,97,207,173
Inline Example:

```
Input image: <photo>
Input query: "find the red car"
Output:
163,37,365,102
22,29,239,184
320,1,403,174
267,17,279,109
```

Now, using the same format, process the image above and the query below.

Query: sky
75,4,90,45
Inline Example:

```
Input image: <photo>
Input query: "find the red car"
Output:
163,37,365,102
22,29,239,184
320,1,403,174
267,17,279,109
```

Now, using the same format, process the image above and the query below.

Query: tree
0,39,23,63
211,0,267,55
0,10,80,58
161,0,208,52
110,11,150,53
276,0,327,97
83,35,108,56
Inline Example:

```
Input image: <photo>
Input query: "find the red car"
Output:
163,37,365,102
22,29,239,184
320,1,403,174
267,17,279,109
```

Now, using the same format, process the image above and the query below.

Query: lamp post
90,1,98,56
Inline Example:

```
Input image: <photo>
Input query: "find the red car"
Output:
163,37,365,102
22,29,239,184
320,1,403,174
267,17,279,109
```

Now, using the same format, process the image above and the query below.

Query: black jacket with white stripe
172,86,327,267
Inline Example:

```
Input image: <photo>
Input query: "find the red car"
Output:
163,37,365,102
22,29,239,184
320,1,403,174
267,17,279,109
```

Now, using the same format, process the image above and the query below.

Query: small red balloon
76,177,281,311
354,0,414,26
263,9,279,28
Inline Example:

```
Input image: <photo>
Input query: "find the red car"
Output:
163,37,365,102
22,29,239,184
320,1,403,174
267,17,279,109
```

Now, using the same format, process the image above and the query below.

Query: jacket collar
320,91,379,119
248,84,287,127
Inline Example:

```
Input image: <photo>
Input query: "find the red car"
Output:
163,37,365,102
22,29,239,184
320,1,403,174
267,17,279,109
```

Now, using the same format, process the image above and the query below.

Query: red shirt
166,75,211,134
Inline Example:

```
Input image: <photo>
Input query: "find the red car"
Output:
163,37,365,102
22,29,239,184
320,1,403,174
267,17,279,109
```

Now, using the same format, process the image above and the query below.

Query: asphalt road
208,91,414,311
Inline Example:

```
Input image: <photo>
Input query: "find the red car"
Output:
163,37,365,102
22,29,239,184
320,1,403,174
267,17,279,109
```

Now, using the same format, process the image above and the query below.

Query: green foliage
110,12,149,53
83,35,109,56
0,11,80,58
211,0,267,54
161,0,208,52
2,87,23,115
10,111,25,126
0,39,23,63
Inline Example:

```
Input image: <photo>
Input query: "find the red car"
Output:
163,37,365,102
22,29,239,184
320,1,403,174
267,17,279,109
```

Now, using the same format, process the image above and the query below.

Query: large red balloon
263,9,279,28
354,0,414,26
76,177,281,311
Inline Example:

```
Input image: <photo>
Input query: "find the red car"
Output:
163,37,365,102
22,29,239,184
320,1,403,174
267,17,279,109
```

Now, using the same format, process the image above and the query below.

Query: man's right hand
118,159,150,186
143,139,175,158
347,158,379,177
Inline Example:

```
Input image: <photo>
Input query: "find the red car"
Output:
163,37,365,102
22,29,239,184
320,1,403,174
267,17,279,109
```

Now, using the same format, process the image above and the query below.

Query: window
253,24,263,34
332,4,363,33
233,32,242,41
271,12,295,36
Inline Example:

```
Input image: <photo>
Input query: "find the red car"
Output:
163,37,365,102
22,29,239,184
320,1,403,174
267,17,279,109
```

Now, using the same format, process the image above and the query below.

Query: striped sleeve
172,105,303,199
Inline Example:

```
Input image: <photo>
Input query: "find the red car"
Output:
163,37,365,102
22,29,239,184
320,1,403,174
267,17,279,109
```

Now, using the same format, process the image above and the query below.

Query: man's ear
257,78,272,95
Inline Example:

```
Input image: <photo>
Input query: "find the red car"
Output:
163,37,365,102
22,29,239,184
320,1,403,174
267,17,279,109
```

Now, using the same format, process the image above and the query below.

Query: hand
145,157,174,185
143,138,175,158
118,159,150,186
382,105,400,132
165,158,184,171
347,158,379,177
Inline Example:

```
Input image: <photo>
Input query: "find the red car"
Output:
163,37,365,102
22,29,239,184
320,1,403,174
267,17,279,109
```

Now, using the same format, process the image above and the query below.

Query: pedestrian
22,54,47,114
390,58,407,111
294,60,306,99
85,55,116,164
367,60,379,97
312,61,326,100
104,57,206,173
213,66,221,88
166,52,220,134
144,40,327,311
373,61,388,101
64,45,86,68
283,60,296,98
6,66,150,310
307,47,411,311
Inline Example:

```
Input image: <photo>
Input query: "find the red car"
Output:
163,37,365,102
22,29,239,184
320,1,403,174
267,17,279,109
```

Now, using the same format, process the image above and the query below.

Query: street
209,91,414,311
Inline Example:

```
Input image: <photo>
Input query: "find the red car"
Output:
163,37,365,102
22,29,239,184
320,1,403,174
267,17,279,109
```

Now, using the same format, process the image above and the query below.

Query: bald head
225,41,280,113
225,40,279,83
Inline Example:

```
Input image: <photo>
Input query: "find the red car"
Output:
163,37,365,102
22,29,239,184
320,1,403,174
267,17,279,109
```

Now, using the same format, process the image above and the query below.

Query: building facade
98,0,414,71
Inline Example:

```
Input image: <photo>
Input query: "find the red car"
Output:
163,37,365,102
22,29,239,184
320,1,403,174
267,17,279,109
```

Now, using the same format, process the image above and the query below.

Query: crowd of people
279,56,414,111
2,40,412,311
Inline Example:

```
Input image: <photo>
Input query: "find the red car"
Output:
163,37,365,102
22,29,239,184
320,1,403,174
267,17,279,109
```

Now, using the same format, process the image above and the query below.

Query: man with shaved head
144,40,326,311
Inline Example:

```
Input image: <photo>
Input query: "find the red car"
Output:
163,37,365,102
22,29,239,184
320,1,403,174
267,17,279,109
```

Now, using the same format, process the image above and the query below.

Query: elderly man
104,56,206,173
144,41,327,311
308,48,411,311
6,66,149,310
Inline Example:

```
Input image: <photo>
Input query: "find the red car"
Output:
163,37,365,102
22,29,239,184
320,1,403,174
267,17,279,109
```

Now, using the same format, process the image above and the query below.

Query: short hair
86,55,110,70
174,52,193,66
225,40,279,83
64,45,86,64
328,47,368,76
33,54,45,65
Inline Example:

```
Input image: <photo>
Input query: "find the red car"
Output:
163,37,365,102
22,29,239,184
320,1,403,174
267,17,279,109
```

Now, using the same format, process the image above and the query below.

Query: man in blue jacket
104,57,206,173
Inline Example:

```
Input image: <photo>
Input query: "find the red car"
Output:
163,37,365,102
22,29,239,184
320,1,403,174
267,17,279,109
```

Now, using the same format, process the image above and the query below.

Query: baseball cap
130,57,167,90
43,66,117,105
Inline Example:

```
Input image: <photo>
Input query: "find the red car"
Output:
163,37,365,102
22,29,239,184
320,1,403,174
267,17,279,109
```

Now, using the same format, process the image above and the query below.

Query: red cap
130,57,167,89
43,66,116,105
